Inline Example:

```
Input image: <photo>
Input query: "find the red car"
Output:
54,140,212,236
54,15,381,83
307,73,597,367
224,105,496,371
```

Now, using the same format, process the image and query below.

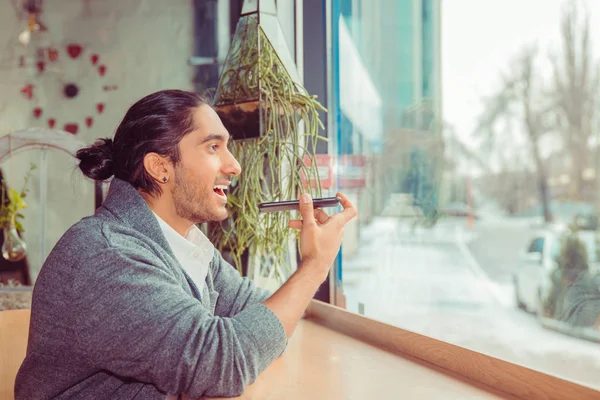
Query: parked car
513,228,599,314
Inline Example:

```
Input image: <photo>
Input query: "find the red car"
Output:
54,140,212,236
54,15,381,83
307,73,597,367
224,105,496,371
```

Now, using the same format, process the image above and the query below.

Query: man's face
171,105,241,224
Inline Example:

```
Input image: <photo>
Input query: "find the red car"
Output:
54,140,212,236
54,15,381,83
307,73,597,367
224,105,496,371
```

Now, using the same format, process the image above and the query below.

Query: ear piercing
162,177,168,183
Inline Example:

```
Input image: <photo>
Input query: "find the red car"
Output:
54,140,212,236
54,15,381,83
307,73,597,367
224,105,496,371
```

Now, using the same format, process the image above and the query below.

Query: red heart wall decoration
66,44,82,59
20,84,34,100
64,123,79,134
47,48,59,62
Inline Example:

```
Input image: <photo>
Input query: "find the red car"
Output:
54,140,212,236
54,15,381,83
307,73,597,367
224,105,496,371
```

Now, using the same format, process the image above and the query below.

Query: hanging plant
207,6,326,282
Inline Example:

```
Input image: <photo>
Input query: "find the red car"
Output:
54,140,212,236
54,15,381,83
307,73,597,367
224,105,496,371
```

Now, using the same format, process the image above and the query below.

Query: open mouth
213,185,228,198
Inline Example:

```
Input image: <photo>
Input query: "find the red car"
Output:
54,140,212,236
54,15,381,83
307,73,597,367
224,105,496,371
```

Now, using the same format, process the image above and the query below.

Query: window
330,0,600,391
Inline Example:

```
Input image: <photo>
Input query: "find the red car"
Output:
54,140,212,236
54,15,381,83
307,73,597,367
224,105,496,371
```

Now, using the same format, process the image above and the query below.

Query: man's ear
143,152,172,184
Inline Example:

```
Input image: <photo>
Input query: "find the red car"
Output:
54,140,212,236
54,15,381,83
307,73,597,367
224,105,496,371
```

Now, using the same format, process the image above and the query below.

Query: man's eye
209,144,218,151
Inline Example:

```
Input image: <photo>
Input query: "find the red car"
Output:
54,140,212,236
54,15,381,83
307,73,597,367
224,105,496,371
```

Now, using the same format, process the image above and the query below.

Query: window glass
330,0,600,390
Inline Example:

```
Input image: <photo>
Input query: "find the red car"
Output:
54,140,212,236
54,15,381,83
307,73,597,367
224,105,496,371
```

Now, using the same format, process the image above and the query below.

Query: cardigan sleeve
210,250,273,318
72,246,287,399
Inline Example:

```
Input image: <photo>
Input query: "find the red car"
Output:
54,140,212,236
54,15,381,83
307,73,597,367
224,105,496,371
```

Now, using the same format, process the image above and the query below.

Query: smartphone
258,196,341,213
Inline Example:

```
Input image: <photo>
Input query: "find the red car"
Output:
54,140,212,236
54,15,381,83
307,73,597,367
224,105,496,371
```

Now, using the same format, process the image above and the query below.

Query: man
15,90,356,399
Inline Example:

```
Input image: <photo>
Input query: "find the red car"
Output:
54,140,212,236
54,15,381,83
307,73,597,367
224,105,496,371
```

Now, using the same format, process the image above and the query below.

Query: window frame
306,300,600,399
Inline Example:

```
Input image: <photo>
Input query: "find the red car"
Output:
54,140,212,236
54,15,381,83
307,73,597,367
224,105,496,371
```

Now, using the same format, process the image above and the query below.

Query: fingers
332,192,358,225
314,208,330,224
288,220,302,230
290,193,355,230
289,209,328,230
297,193,317,227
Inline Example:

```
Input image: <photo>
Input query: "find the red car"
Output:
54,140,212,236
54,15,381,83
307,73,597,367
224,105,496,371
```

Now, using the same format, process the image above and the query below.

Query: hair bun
76,138,115,181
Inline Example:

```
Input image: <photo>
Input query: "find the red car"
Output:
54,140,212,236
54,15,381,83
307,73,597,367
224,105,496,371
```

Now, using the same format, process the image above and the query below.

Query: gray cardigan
15,178,287,400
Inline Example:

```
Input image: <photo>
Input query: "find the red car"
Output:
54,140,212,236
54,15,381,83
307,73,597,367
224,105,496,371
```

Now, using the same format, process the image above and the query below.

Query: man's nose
224,152,241,177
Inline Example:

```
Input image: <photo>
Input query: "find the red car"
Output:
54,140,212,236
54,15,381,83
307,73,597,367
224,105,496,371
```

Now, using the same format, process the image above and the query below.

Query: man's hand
263,192,357,339
288,192,357,280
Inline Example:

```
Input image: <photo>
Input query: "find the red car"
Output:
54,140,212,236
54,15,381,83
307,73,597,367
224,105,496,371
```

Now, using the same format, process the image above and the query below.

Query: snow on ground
342,216,600,390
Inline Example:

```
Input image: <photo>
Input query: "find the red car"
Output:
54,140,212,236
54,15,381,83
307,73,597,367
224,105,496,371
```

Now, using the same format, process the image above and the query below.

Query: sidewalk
343,217,498,314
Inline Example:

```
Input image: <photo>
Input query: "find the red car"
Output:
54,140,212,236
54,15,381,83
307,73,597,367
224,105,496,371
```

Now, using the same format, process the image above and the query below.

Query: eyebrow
199,133,230,144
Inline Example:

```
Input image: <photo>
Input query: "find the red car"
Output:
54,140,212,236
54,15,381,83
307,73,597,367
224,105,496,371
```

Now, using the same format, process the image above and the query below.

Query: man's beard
171,165,228,224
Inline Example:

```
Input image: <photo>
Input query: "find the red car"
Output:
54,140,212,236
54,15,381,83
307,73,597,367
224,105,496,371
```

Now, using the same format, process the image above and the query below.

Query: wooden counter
203,318,515,400
7,300,597,400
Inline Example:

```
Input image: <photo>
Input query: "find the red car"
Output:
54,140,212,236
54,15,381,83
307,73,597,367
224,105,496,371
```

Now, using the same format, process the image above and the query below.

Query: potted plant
0,163,36,262
207,0,326,285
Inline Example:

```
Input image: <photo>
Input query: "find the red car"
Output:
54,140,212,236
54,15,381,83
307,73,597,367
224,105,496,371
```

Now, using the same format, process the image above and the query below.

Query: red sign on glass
338,154,366,188
302,154,332,190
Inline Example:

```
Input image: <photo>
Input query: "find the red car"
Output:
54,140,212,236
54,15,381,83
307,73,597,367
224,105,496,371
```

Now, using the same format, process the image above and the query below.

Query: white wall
0,0,195,281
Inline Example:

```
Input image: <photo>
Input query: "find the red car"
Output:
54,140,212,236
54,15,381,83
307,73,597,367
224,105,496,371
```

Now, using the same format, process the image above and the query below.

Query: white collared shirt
151,212,214,296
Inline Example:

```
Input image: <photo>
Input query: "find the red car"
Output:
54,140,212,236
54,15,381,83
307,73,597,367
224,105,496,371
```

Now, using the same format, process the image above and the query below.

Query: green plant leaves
0,162,36,233
208,16,326,280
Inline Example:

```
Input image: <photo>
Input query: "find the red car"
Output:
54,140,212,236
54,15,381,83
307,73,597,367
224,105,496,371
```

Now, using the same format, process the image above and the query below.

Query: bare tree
474,46,553,222
551,0,600,201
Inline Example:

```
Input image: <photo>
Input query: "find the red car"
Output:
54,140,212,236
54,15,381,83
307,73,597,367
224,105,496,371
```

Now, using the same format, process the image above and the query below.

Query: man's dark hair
76,89,210,196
